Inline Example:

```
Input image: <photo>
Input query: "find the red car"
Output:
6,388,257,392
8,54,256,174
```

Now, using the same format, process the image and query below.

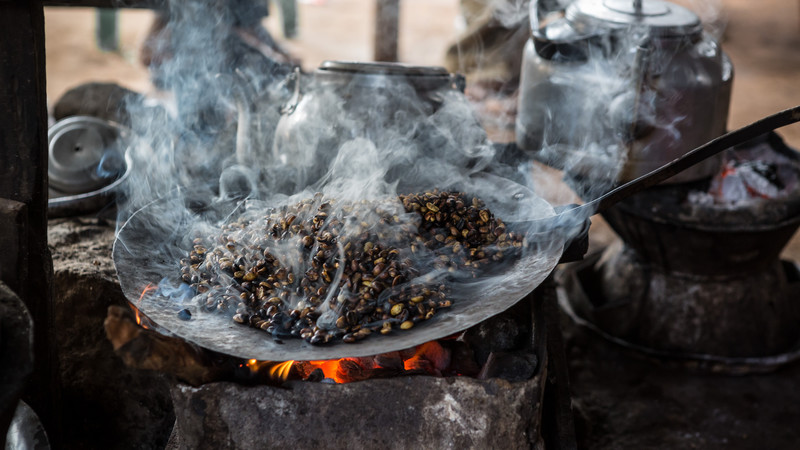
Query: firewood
104,305,230,386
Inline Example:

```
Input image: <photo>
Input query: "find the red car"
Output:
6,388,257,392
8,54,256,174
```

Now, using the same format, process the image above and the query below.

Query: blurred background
44,0,800,148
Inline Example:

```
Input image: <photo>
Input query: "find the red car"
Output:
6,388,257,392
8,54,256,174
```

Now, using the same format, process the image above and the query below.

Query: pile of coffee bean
179,191,525,345
401,191,526,272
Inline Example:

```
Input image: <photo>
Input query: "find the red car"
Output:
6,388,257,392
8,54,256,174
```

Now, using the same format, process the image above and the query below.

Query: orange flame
130,303,144,327
133,284,157,328
403,341,450,375
238,340,456,384
269,360,294,380
242,359,295,382
302,359,348,383
295,341,452,383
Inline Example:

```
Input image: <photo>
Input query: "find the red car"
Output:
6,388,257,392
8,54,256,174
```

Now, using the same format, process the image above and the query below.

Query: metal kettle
516,0,733,183
272,61,490,193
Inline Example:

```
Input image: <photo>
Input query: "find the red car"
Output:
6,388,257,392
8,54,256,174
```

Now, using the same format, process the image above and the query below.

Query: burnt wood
104,305,233,386
0,0,58,443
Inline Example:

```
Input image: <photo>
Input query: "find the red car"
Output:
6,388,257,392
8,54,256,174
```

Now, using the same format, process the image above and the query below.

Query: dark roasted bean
181,190,523,345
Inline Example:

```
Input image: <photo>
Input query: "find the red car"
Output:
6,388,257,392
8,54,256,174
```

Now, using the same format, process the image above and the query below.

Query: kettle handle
531,0,566,31
280,67,303,116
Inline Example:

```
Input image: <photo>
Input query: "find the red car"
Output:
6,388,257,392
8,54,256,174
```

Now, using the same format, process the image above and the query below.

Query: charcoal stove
559,132,800,369
514,0,800,368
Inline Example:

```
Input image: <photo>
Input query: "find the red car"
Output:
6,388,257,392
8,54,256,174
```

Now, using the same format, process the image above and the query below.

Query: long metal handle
533,105,800,231
591,105,800,214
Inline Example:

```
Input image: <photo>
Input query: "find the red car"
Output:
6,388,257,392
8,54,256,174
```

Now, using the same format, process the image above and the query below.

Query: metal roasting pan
113,106,800,361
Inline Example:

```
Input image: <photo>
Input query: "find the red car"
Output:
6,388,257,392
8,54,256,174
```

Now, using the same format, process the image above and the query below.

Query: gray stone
49,218,174,450
0,281,33,447
171,373,544,450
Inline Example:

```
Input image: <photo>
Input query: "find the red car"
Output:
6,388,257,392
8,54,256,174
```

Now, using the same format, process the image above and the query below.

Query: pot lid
318,61,450,77
315,61,460,92
48,116,125,195
566,0,702,38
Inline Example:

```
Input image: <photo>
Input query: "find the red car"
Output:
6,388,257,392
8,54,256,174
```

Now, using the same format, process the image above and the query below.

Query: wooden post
96,8,119,51
374,0,399,61
0,0,59,444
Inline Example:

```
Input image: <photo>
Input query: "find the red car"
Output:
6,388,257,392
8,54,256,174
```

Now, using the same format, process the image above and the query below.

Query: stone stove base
168,375,544,450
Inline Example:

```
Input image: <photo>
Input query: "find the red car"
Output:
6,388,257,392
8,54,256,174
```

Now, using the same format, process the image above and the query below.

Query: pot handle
592,105,800,214
280,67,303,116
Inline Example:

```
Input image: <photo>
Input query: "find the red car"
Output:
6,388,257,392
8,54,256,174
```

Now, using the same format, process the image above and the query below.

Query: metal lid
48,116,126,195
566,0,702,38
318,60,450,77
315,61,462,92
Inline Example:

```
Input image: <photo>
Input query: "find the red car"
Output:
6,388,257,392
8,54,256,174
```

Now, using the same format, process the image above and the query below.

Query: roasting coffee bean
179,191,525,345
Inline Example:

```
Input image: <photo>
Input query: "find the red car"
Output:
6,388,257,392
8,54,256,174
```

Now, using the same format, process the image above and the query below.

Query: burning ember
688,138,800,205
710,160,786,201
105,283,535,387
179,190,525,346
239,338,477,384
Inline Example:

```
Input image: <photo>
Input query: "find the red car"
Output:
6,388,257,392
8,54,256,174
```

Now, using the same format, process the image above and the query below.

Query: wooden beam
0,199,27,294
0,0,59,443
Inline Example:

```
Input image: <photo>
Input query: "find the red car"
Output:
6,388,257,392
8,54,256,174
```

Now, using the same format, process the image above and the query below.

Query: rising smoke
517,0,731,193
113,0,569,356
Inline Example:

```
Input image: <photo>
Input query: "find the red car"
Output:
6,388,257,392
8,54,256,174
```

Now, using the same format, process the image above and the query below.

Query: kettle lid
318,61,450,78
315,60,459,91
567,0,702,38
